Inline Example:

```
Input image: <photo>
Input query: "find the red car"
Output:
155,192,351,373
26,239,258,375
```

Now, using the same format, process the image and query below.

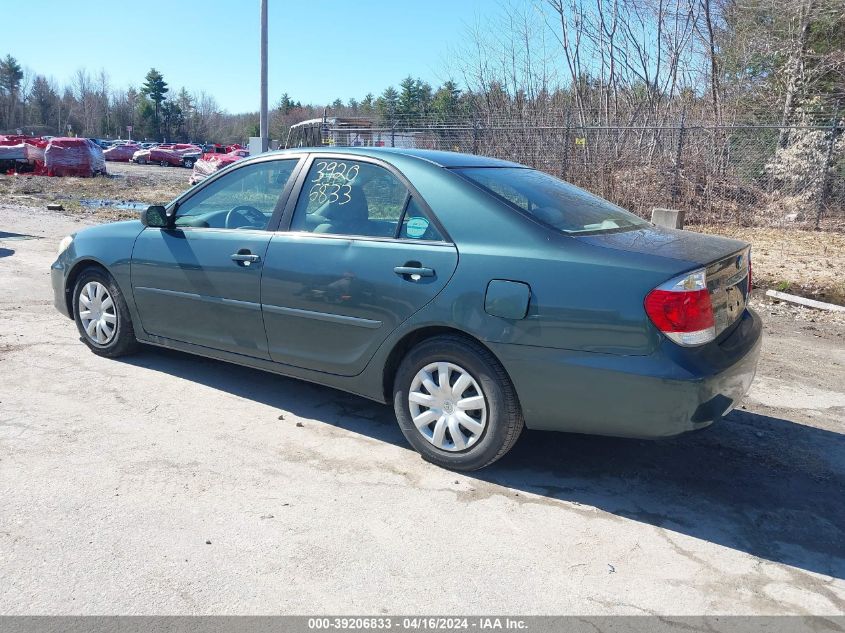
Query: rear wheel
160,160,168,167
393,335,523,471
72,268,139,358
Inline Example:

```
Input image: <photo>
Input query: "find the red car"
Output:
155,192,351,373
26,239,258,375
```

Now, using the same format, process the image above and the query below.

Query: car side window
465,170,531,210
290,159,408,238
398,198,444,241
174,159,298,230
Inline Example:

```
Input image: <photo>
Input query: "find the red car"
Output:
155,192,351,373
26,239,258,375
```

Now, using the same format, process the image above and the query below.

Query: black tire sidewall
393,336,517,471
71,268,136,357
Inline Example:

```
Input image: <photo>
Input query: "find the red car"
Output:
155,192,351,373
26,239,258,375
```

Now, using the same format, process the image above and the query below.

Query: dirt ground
0,201,844,615
693,224,845,306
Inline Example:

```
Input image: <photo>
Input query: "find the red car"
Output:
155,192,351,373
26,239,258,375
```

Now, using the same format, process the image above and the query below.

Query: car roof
267,146,526,169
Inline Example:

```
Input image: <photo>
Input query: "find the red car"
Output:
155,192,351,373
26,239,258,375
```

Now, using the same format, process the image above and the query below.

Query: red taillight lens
645,269,715,346
645,289,714,331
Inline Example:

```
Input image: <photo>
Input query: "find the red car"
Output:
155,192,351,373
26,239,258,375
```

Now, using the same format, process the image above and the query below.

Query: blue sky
4,0,494,112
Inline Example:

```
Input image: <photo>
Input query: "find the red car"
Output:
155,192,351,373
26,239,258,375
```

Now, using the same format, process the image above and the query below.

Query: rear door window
398,198,444,241
290,159,405,237
290,158,444,241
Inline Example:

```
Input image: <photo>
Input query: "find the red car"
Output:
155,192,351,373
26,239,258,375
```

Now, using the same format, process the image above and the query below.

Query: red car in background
104,144,141,162
131,144,202,168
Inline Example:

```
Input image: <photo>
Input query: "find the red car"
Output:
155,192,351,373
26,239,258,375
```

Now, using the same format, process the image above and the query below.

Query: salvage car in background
104,143,141,162
51,148,760,471
132,144,201,167
189,149,250,185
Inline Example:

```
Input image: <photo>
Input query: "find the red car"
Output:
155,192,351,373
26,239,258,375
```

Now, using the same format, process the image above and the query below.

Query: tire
160,160,169,167
393,335,524,471
183,159,195,169
72,267,139,358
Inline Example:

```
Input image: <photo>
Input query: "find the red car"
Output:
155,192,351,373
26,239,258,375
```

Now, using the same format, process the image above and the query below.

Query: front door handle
231,252,261,265
394,266,434,280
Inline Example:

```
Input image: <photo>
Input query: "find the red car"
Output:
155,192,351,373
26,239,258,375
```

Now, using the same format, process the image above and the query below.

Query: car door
131,157,303,358
260,155,459,376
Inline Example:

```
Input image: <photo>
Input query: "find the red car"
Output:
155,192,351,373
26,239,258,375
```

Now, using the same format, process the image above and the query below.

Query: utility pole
259,0,269,152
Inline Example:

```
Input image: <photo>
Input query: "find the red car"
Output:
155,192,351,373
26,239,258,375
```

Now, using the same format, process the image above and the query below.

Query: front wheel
393,335,524,471
160,160,169,167
72,268,139,358
183,159,195,169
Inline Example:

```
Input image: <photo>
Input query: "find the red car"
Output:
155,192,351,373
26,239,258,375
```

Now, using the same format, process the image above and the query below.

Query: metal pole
816,100,842,229
671,106,686,205
259,0,269,153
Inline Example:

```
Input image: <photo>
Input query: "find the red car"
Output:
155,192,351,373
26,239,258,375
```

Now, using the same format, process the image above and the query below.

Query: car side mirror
141,205,169,228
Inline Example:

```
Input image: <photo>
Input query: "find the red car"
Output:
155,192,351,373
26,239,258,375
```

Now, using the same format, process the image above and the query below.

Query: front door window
175,159,299,230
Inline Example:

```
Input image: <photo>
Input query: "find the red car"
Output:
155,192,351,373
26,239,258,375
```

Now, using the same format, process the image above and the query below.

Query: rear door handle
394,266,434,279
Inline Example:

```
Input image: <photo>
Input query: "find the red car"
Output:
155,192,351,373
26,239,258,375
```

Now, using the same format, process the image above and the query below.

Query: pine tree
140,68,168,139
377,86,399,120
0,55,24,129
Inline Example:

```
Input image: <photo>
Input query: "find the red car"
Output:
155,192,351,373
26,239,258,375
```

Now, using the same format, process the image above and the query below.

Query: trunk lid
577,225,751,339
576,224,746,265
706,247,751,337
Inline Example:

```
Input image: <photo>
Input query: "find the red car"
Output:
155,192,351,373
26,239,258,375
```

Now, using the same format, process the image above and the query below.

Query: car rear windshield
455,167,649,234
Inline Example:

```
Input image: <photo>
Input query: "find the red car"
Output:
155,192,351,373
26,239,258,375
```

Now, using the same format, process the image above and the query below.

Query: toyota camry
51,147,761,470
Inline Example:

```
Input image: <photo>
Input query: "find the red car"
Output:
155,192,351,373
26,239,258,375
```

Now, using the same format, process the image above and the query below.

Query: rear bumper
491,308,762,438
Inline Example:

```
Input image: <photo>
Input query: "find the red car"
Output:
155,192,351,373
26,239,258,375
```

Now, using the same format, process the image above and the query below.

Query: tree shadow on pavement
120,346,845,581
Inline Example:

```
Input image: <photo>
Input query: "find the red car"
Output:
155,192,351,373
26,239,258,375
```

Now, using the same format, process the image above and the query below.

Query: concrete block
651,208,685,229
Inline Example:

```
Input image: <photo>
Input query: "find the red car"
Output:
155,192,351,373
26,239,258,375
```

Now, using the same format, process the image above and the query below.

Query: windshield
455,167,649,234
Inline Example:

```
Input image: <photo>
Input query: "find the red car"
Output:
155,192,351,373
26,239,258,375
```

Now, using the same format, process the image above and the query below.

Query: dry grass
689,225,845,306
0,162,187,221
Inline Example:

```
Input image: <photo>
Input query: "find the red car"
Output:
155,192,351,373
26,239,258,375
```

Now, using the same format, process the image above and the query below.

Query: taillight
644,269,715,346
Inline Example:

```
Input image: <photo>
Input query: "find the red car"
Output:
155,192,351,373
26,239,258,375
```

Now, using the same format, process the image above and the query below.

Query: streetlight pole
259,0,269,152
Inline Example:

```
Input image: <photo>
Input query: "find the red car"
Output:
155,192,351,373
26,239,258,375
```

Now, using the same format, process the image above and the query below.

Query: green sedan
51,148,761,471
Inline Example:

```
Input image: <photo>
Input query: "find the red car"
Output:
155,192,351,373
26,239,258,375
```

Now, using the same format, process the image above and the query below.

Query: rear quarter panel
383,158,693,356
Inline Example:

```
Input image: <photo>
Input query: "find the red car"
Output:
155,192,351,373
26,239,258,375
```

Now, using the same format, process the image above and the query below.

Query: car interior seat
313,187,372,235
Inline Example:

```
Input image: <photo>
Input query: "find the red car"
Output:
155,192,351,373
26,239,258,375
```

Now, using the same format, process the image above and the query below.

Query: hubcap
78,281,117,345
408,362,487,452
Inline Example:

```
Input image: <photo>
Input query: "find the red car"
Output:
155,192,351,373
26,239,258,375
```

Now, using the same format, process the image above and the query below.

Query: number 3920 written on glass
309,161,360,206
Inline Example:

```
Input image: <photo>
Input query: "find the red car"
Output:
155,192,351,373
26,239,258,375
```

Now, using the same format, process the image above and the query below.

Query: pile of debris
0,135,106,177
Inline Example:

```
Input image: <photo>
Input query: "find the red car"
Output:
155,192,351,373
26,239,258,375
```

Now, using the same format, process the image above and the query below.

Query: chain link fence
287,115,845,229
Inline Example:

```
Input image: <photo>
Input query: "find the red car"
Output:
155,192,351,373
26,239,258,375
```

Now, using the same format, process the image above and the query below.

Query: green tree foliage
140,68,168,137
161,101,184,141
360,93,375,113
397,76,433,117
432,80,462,118
376,86,399,119
278,92,297,114
28,75,59,128
0,54,24,129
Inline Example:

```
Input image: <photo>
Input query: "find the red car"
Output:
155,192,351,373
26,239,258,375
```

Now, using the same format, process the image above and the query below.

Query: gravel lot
1,203,844,615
